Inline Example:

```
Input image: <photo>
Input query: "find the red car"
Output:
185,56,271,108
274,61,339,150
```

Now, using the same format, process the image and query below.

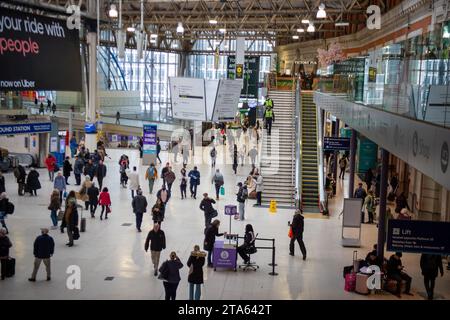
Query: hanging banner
0,122,51,135
227,55,260,99
143,124,157,155
0,8,82,91
323,137,351,151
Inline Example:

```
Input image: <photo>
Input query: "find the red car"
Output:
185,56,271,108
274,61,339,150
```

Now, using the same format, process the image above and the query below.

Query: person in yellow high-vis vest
263,98,275,136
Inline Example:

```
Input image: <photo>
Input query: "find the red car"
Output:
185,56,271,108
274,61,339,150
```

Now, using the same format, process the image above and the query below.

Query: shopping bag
57,210,65,221
288,227,293,238
220,186,225,196
106,206,111,214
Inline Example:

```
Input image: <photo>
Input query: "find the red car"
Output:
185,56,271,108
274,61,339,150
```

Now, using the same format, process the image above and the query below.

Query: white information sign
169,77,207,121
205,80,219,121
212,79,243,122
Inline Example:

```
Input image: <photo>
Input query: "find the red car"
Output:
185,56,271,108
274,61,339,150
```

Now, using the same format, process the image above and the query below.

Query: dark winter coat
0,235,12,257
132,195,148,213
203,225,224,251
61,207,79,230
26,170,41,190
0,175,5,194
187,253,205,284
152,204,165,222
63,160,73,177
144,229,166,252
159,258,183,283
74,158,84,175
33,234,55,259
200,198,216,215
96,164,107,179
48,195,61,211
420,254,444,278
87,186,99,205
84,163,96,178
291,213,304,238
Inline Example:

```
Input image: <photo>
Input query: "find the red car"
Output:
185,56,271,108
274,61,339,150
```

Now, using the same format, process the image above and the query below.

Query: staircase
260,89,296,207
300,92,320,211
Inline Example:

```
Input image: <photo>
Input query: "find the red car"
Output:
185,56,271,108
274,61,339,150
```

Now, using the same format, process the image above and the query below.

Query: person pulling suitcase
0,227,13,280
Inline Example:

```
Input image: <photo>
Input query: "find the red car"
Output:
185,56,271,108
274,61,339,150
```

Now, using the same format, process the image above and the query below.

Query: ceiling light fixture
301,19,310,24
127,26,135,32
219,28,226,33
335,22,350,27
209,19,218,24
292,35,299,39
316,3,326,19
297,28,305,33
109,4,118,18
307,23,315,32
176,22,184,34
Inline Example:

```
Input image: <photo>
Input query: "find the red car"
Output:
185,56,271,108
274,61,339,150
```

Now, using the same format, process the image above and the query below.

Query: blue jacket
53,176,66,191
33,234,55,259
69,138,78,150
74,158,84,175
188,170,200,186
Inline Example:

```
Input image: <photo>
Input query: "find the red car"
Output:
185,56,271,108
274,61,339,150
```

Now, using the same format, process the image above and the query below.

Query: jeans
67,228,74,245
48,170,54,181
90,203,98,215
0,212,8,233
424,275,436,299
204,213,212,228
75,174,81,185
156,153,162,164
180,185,187,199
131,190,135,199
215,184,221,199
207,250,213,266
97,178,103,190
167,182,173,192
135,212,143,230
211,157,216,167
163,281,179,300
289,236,307,258
190,184,198,198
256,192,262,205
148,179,155,194
50,210,58,227
339,167,345,179
239,202,245,220
189,283,202,300
30,258,51,279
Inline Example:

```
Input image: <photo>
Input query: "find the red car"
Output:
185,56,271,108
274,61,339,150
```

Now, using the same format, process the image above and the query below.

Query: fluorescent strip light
335,22,349,27
127,26,135,32
297,28,305,33
209,19,218,24
301,19,310,24
292,35,299,40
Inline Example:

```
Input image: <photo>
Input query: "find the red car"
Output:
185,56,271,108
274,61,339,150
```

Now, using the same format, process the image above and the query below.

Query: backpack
242,188,248,200
210,149,216,158
148,167,155,178
13,168,20,179
6,202,14,215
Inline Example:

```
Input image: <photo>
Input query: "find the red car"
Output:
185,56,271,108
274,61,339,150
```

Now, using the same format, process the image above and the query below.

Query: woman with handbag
48,190,61,229
158,251,183,300
98,187,111,220
62,202,78,247
187,245,206,300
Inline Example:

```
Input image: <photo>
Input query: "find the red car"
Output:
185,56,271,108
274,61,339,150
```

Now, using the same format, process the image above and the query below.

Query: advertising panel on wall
143,124,157,155
0,8,82,91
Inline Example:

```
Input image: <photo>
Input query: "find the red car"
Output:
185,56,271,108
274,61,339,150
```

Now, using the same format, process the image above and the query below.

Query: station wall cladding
0,8,81,91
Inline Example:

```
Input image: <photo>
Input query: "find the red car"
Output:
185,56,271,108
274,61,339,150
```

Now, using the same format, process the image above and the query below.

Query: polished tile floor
0,148,449,300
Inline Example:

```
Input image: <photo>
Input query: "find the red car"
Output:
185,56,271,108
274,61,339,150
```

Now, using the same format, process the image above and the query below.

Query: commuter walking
188,166,201,199
203,220,226,267
87,183,99,218
63,157,73,185
156,185,171,206
0,194,13,234
187,245,206,300
159,251,183,300
96,160,107,190
119,158,128,187
145,163,158,194
289,209,307,260
200,193,217,228
232,144,238,174
53,172,66,203
354,182,367,222
249,146,258,166
74,156,84,185
61,201,78,247
152,198,165,227
45,154,57,182
145,223,166,275
210,147,217,168
211,169,224,200
132,189,147,232
69,135,78,158
14,164,26,196
51,103,56,115
28,228,54,282
128,167,140,199
39,102,44,115
26,167,41,196
156,137,162,164
83,159,96,181
180,172,187,200
115,111,120,125
46,99,51,113
182,144,190,165
0,227,12,280
236,182,248,221
363,190,376,224
48,190,61,229
161,162,170,188
339,156,347,179
0,172,4,194
253,172,264,206
165,167,176,192
79,176,92,210
420,254,444,300
263,98,275,136
98,187,111,220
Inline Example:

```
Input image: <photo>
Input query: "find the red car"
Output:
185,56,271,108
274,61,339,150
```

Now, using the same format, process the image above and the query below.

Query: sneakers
154,271,158,276
47,277,51,281
289,252,294,256
28,278,36,282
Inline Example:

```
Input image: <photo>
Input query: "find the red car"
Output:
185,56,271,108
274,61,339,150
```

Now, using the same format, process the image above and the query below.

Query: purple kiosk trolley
213,205,239,271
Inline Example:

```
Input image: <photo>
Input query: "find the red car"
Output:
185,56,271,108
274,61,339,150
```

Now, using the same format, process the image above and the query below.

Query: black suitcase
80,217,86,232
5,257,15,277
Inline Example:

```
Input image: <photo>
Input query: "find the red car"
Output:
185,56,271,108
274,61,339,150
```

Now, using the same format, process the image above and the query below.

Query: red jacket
45,156,56,171
98,192,111,206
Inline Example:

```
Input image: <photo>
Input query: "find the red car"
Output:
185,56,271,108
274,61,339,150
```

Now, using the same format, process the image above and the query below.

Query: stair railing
294,78,302,208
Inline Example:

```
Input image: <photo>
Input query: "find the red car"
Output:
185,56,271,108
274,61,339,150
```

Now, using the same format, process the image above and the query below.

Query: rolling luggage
5,257,15,277
355,273,370,295
80,217,86,232
353,251,364,273
344,273,356,292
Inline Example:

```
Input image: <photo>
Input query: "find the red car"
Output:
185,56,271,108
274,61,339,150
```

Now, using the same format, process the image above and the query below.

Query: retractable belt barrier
237,236,278,276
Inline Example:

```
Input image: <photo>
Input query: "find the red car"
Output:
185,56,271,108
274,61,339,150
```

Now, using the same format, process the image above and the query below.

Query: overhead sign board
212,79,243,122
387,219,450,255
227,55,260,99
169,77,207,121
323,137,350,151
0,122,51,135
0,8,82,91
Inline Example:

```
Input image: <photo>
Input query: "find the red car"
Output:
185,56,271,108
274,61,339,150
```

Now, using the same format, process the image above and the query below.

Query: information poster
143,124,157,155
169,77,207,121
212,79,243,122
227,55,260,99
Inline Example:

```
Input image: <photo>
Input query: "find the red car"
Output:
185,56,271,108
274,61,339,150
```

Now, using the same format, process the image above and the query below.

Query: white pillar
85,32,98,151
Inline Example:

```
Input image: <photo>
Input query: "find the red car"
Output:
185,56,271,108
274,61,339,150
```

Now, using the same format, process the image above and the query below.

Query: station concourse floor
0,148,449,300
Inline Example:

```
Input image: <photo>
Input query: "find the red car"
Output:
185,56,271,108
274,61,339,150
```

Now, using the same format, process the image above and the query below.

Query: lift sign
0,122,51,135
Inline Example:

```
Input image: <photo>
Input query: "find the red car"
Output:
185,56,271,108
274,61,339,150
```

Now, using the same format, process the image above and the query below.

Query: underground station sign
387,219,450,255
323,137,350,151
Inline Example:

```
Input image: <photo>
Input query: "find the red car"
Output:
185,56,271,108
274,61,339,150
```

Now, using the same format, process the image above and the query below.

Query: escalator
300,92,320,212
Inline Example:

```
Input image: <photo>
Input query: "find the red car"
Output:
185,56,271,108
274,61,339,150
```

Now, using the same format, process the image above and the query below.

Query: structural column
348,129,357,198
85,31,98,151
377,148,389,260
332,119,340,194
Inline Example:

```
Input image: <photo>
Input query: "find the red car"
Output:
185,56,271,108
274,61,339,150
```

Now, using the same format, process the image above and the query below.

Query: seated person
365,244,383,268
237,224,256,264
386,252,413,298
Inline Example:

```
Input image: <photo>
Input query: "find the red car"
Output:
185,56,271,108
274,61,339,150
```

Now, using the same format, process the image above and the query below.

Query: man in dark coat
199,193,217,227
132,189,148,232
28,228,55,282
63,157,73,185
387,252,413,298
145,223,166,276
96,160,107,190
14,164,26,196
26,168,41,196
203,219,225,267
289,209,307,260
83,159,96,180
87,183,99,218
420,254,444,300
73,156,84,185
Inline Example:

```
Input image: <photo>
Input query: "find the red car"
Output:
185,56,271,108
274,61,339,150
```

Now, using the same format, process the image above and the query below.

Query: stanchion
269,239,278,276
